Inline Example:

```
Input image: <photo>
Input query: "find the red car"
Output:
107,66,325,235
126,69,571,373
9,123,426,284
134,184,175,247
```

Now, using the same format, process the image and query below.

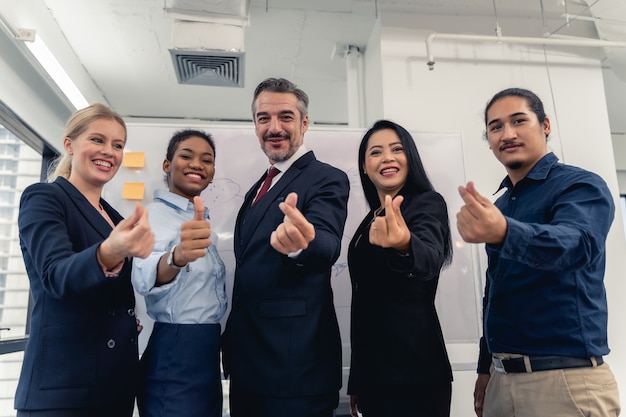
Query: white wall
374,23,626,416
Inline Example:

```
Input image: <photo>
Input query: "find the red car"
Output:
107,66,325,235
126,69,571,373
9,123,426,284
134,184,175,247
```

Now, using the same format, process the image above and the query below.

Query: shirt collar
153,188,209,218
272,144,308,173
495,152,559,193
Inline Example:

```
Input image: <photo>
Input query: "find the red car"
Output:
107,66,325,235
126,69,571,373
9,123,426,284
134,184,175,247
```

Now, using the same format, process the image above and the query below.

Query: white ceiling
1,0,625,130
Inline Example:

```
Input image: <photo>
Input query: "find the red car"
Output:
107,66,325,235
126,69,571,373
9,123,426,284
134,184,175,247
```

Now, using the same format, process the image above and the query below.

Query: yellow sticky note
121,182,145,200
123,152,145,168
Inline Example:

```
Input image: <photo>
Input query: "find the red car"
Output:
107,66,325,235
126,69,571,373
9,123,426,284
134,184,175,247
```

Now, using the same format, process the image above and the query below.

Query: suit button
107,339,116,349
108,308,115,316
127,308,135,316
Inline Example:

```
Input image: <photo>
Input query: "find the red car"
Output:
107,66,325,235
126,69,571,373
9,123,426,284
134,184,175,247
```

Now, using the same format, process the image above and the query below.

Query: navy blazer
223,151,349,397
15,177,138,411
347,190,453,394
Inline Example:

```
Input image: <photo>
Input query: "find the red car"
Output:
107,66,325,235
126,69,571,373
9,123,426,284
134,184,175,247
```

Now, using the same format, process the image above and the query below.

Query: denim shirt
478,152,614,373
132,189,227,324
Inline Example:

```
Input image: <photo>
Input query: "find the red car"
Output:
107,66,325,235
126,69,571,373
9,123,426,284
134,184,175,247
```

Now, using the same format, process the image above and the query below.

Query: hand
474,373,490,417
136,318,143,334
176,196,211,265
350,394,361,417
270,192,315,254
456,181,507,244
369,194,411,252
99,203,155,267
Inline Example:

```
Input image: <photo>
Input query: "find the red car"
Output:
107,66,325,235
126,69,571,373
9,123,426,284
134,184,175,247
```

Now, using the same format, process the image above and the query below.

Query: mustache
264,132,289,140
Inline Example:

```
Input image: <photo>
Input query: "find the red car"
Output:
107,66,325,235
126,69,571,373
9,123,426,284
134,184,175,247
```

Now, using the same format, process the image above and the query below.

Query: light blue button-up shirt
132,189,227,324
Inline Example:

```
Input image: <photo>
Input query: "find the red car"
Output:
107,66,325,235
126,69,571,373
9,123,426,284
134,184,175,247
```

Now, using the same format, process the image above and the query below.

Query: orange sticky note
123,152,145,168
121,182,145,200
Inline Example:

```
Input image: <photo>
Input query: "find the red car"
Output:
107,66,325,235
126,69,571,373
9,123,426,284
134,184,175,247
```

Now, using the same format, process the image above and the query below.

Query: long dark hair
484,87,547,126
358,120,434,209
358,119,452,267
483,87,549,140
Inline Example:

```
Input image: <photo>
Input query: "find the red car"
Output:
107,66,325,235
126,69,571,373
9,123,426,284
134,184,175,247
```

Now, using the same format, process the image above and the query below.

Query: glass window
0,115,46,416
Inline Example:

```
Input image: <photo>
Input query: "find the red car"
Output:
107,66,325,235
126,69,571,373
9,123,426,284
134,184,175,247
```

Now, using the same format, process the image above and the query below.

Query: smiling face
64,117,126,193
363,128,408,204
486,95,551,184
164,136,215,201
253,91,308,164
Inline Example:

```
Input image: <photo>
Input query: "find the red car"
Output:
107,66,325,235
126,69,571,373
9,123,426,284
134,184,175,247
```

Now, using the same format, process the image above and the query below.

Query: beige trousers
483,361,620,417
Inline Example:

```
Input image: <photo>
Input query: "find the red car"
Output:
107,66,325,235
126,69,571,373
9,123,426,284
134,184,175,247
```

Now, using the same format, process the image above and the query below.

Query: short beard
262,140,297,163
505,160,523,170
264,147,293,163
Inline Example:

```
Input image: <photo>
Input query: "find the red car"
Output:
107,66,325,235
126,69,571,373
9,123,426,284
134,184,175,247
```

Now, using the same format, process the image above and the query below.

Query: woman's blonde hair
47,103,127,182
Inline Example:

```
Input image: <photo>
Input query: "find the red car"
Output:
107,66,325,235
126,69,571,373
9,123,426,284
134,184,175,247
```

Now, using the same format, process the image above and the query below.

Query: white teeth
94,161,112,168
381,168,398,174
187,173,201,179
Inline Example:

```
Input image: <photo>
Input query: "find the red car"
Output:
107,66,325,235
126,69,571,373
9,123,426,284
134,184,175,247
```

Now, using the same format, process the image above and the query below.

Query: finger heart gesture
369,194,410,252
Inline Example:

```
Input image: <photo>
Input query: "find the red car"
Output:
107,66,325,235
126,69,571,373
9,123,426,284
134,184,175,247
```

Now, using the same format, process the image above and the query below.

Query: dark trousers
229,382,339,417
358,381,451,417
137,322,222,417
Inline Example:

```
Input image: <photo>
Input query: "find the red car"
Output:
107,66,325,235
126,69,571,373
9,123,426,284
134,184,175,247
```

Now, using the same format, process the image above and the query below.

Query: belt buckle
493,357,507,374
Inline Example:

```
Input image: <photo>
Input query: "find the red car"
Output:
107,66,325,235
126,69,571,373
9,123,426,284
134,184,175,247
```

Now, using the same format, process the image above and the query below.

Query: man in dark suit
223,77,350,417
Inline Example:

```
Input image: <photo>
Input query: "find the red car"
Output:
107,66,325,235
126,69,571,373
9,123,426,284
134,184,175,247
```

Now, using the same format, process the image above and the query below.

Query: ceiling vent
170,49,245,87
169,20,246,88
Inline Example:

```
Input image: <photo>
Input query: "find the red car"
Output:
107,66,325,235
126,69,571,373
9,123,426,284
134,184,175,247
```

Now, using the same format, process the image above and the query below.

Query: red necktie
252,167,280,205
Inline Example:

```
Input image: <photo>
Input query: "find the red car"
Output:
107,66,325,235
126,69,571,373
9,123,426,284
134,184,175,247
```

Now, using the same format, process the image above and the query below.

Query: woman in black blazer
348,120,453,417
15,104,154,417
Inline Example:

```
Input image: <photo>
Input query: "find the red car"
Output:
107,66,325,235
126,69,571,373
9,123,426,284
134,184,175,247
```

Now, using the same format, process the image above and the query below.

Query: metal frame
0,98,53,355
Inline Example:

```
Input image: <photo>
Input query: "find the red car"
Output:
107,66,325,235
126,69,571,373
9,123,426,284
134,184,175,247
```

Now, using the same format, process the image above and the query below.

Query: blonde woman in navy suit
15,104,154,417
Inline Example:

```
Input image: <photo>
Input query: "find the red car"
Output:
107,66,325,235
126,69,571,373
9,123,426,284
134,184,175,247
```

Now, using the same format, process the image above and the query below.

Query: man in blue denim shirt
457,88,620,417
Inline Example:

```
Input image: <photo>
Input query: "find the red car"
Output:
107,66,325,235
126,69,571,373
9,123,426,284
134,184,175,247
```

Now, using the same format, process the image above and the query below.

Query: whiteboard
104,124,481,355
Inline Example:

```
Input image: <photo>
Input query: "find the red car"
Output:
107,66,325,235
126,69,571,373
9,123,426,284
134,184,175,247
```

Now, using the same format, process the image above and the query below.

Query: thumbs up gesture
176,196,212,265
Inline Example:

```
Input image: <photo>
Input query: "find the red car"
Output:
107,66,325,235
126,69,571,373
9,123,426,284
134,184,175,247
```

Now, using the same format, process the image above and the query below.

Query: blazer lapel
55,177,117,239
235,152,316,257
234,174,266,257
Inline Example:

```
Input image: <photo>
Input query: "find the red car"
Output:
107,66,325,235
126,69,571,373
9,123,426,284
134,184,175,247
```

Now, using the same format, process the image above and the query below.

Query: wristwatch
166,244,188,269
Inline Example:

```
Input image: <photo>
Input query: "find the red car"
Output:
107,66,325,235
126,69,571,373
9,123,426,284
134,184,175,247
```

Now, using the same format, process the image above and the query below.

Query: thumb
284,192,298,208
125,203,143,225
117,203,144,230
466,181,477,196
138,204,150,224
193,196,205,221
466,181,491,206
391,194,404,211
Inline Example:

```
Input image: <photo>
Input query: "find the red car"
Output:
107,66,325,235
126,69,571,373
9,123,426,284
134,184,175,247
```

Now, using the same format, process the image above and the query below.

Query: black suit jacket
347,190,453,394
15,177,138,411
223,151,349,397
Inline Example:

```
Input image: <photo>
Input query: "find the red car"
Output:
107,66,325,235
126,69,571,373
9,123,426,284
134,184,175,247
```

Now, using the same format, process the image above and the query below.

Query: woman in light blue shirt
132,129,227,417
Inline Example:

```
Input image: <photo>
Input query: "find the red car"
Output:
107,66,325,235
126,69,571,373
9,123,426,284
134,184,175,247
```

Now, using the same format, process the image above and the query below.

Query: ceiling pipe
345,45,366,128
426,32,626,70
